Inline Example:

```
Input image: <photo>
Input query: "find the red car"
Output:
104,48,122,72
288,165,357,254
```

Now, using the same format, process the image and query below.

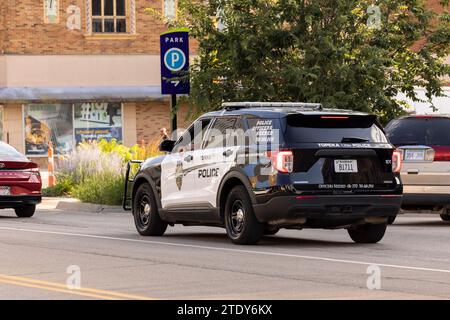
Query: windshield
285,115,388,143
385,118,450,146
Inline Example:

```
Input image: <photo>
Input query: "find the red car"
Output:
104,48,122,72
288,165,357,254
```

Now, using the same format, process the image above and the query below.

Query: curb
40,197,125,213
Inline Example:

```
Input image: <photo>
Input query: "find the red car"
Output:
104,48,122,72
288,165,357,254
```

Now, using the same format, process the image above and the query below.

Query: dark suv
124,102,403,245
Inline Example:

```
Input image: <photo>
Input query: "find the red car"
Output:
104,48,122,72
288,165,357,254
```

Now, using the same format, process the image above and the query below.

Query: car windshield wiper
341,137,370,143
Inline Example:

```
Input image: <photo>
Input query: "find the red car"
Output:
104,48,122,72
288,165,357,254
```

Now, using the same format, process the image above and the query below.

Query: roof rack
222,102,323,111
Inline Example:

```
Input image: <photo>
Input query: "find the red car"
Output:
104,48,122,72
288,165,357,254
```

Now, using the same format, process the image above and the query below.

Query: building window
91,0,127,33
74,103,123,145
23,103,123,157
24,104,74,156
163,0,177,21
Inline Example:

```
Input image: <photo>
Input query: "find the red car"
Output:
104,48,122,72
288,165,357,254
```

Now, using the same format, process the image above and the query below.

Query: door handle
407,169,419,175
223,150,233,157
184,155,193,162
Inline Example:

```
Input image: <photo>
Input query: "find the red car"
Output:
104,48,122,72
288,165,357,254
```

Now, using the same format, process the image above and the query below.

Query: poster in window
74,102,123,145
24,104,74,156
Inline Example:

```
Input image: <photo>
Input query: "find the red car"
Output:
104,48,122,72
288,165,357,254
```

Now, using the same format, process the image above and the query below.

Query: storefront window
24,104,74,156
74,102,123,145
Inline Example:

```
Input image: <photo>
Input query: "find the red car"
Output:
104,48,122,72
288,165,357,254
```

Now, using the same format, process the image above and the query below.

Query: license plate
404,150,425,161
334,160,358,173
0,186,10,196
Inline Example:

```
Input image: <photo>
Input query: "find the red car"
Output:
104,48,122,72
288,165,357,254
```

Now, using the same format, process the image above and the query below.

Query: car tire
133,183,167,236
348,223,387,244
14,205,36,218
224,185,263,245
387,215,397,225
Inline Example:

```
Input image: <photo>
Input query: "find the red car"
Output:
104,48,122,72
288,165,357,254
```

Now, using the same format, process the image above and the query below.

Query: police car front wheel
224,185,263,245
133,183,168,236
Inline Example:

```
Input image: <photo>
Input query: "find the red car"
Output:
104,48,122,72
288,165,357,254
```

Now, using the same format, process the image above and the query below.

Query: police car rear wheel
347,223,387,244
225,185,263,245
133,183,167,236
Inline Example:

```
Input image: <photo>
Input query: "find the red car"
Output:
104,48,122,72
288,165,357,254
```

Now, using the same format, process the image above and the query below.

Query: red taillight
24,163,41,181
432,146,450,162
266,150,294,173
392,150,402,173
296,195,316,200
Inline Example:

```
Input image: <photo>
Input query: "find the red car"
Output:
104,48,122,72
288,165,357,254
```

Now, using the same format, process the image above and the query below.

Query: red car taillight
23,163,41,182
432,146,450,162
392,150,402,173
266,150,294,173
25,167,41,177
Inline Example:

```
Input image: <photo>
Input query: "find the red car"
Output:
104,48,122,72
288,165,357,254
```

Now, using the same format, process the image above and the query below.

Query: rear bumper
402,185,450,206
0,195,42,208
402,193,450,206
253,194,402,225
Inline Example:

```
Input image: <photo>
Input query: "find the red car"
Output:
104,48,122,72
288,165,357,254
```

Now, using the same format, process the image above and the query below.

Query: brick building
0,0,191,168
0,0,448,168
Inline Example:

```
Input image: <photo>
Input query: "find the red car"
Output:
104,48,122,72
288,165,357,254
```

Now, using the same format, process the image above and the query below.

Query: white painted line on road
1,226,450,275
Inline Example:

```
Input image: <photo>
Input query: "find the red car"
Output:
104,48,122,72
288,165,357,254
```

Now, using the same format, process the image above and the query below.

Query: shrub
71,173,125,206
42,175,74,197
49,139,162,206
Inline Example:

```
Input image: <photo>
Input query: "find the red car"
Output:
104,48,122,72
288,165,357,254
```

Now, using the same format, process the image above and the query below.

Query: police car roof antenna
222,102,323,111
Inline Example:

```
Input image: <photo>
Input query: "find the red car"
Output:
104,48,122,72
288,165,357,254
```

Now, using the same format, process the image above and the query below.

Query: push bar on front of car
122,160,144,211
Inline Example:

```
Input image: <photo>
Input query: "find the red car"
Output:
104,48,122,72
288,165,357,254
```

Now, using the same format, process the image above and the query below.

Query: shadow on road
393,220,450,227
0,215,18,220
164,232,355,247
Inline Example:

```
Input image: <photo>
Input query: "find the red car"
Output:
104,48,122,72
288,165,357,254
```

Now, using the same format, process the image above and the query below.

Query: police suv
124,102,403,245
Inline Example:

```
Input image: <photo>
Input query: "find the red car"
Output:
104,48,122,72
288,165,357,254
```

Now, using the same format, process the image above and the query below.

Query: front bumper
253,194,402,225
0,195,42,208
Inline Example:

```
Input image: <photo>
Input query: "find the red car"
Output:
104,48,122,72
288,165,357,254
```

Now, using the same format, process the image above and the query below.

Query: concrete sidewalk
38,197,124,214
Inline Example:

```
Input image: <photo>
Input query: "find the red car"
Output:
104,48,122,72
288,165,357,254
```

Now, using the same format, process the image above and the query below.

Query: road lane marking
0,274,153,300
1,226,450,275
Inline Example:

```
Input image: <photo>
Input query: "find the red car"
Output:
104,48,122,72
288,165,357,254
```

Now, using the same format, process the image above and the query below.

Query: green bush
42,175,74,197
71,173,125,206
51,139,162,206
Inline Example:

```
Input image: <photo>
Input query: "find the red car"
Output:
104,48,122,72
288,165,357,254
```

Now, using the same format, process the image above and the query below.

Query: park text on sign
160,30,190,95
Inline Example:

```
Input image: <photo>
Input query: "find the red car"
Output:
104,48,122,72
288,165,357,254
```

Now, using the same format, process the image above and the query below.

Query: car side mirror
159,140,175,153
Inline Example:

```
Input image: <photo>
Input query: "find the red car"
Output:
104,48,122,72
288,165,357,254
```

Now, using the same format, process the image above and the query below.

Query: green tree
158,0,450,123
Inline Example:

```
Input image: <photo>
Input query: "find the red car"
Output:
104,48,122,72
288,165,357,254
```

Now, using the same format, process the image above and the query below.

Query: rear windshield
386,118,450,146
285,115,388,143
0,143,27,160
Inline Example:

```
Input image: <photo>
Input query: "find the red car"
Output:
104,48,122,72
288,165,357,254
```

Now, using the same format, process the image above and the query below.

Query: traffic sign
160,29,190,95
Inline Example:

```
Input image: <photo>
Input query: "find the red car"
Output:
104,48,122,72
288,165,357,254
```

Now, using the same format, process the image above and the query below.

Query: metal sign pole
171,93,177,132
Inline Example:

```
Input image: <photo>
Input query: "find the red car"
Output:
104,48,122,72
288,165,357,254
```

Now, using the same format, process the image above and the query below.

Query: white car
386,115,450,221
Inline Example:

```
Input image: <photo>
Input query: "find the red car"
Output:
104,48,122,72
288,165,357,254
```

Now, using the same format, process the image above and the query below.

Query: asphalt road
0,205,449,300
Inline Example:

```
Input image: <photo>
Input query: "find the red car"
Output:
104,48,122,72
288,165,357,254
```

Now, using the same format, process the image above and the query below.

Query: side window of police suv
204,117,237,149
172,118,212,153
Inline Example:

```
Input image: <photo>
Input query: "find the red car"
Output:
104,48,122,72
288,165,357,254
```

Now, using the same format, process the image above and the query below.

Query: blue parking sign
160,29,190,95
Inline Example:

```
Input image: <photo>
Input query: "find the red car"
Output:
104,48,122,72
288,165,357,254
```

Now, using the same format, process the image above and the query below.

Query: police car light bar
222,102,323,110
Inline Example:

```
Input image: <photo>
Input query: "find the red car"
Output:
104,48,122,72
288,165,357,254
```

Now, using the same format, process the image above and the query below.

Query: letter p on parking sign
160,29,190,95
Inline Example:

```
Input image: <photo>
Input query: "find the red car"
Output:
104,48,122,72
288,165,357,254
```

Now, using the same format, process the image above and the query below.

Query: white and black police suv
124,102,403,245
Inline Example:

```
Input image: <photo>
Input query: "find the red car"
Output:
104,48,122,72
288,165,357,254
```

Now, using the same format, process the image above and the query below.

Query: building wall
3,104,24,153
3,0,170,55
0,54,162,88
136,101,192,144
